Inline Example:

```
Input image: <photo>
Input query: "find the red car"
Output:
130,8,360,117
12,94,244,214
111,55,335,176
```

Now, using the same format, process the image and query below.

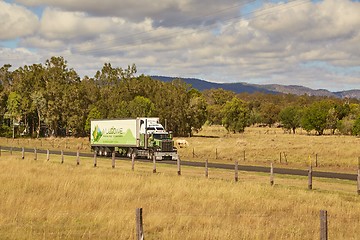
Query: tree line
1,56,360,138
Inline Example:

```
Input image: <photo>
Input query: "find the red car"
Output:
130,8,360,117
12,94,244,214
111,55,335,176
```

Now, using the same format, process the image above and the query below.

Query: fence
0,146,359,195
134,208,330,240
188,147,359,170
0,146,359,239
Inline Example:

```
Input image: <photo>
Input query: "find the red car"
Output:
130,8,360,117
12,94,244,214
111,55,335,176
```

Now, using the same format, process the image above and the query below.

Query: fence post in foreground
308,165,313,190
243,150,246,162
22,147,25,159
131,154,135,171
136,208,144,240
177,156,181,176
320,210,328,240
153,155,156,173
270,163,274,186
357,169,360,195
205,159,209,178
279,152,282,163
34,148,37,160
315,154,318,167
46,149,50,161
61,150,64,164
234,160,239,182
76,150,80,165
93,151,97,167
112,151,115,169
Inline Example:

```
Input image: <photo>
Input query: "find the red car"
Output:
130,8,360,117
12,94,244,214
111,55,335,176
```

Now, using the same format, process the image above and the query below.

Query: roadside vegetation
1,124,358,172
0,152,359,239
1,57,360,139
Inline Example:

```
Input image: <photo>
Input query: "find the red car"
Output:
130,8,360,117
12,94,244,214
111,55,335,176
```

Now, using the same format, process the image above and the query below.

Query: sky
0,0,360,91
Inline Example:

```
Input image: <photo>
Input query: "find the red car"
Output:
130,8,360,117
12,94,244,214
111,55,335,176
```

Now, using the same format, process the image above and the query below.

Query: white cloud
0,1,39,40
2,0,360,91
14,0,242,27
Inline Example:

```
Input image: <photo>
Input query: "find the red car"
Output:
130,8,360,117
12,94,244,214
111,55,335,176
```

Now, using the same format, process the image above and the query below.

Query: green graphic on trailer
92,125,103,142
92,125,136,145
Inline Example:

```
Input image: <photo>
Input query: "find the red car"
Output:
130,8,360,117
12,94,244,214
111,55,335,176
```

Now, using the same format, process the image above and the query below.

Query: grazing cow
175,139,189,148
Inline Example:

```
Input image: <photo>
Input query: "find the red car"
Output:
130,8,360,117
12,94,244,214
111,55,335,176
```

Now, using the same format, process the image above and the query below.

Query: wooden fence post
270,163,274,186
243,150,246,162
34,148,37,160
357,169,360,195
153,155,156,173
283,152,288,164
320,210,328,240
234,160,239,182
136,208,144,240
131,154,135,171
177,156,181,176
315,154,318,167
22,147,24,159
93,151,97,167
279,152,282,163
10,147,12,155
215,148,218,159
46,149,50,161
76,150,80,165
308,165,313,190
61,150,64,164
205,159,209,178
192,148,195,158
112,151,115,168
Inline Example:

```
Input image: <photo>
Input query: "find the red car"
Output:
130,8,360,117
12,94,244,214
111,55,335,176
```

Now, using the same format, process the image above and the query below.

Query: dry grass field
176,125,360,172
1,125,359,173
0,150,359,239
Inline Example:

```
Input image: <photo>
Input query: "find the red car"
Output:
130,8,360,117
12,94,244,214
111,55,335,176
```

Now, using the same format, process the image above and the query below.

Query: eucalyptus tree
221,97,250,133
279,106,302,134
43,56,80,136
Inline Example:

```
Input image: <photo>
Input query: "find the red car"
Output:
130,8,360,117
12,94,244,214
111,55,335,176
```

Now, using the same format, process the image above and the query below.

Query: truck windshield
153,134,168,140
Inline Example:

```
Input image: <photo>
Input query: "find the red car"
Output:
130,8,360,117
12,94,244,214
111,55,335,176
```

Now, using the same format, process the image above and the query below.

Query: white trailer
90,118,178,160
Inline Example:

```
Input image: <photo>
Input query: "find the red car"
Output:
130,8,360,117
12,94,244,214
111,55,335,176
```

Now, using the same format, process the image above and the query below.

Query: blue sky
1,0,360,91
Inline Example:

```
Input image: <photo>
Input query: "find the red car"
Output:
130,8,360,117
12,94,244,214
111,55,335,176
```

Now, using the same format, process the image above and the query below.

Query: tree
128,96,155,118
85,106,103,133
301,100,333,135
279,106,302,134
352,116,360,136
203,88,234,125
222,97,250,133
259,102,281,127
31,91,46,138
6,92,22,122
186,94,208,135
43,56,80,136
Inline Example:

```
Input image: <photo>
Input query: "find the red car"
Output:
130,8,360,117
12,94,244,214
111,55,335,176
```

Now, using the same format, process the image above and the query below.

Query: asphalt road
1,146,358,181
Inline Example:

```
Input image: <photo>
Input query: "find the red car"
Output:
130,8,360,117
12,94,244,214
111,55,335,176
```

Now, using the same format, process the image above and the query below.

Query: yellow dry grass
0,151,359,239
176,125,360,172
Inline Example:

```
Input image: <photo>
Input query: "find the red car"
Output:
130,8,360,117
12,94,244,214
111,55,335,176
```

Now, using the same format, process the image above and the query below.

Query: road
1,146,357,181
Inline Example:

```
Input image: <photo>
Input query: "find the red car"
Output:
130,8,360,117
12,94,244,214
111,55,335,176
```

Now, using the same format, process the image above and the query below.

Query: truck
90,118,178,160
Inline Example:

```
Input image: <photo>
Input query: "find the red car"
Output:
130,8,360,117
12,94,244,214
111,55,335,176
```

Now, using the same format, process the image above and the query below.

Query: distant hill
151,76,277,94
151,76,360,99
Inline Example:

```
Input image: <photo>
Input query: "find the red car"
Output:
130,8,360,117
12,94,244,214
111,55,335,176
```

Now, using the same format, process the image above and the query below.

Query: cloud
0,1,39,40
2,0,360,91
14,0,242,27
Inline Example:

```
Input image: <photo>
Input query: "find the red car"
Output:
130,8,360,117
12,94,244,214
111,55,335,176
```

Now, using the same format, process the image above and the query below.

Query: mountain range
151,76,360,100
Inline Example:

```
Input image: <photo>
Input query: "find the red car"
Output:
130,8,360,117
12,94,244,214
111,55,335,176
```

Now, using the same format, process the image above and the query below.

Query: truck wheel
99,147,106,156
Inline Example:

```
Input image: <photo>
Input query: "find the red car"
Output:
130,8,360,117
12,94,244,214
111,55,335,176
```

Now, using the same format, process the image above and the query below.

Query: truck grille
161,140,173,152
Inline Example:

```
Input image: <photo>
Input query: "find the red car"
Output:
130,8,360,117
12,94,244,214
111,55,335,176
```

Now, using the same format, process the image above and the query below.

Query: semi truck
90,118,178,160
